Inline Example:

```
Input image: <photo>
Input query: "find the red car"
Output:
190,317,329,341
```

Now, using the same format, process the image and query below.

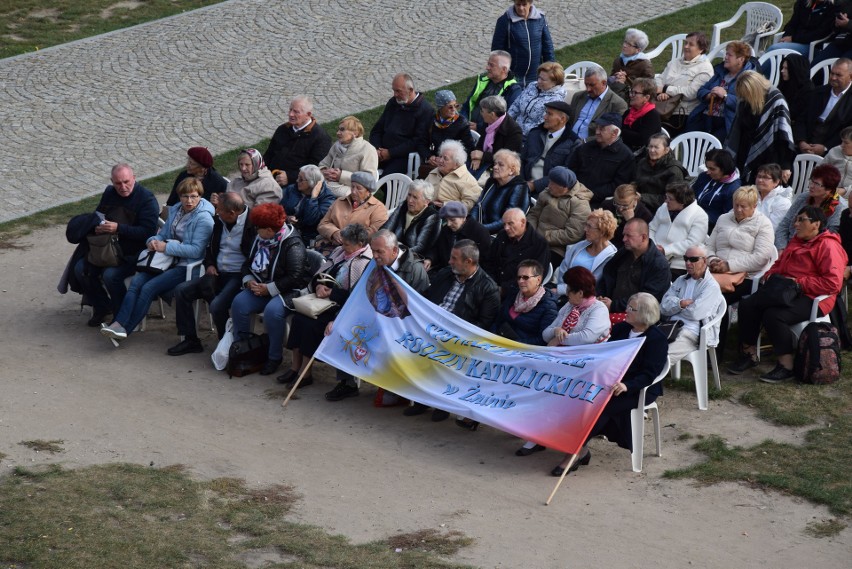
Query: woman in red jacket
728,205,847,382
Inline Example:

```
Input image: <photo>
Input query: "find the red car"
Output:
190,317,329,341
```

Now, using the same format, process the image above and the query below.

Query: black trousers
738,293,822,356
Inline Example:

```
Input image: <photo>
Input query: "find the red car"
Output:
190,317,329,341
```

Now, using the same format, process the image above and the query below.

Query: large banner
314,263,644,455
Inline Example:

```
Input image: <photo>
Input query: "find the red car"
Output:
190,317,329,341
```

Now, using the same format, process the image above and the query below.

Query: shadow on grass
0,463,476,569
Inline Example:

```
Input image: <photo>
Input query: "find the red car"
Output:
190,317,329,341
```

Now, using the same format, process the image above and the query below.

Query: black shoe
727,354,759,375
167,338,203,356
515,444,546,457
325,382,359,401
280,373,313,389
276,369,298,384
551,451,591,476
403,402,428,416
432,409,450,422
454,418,479,430
259,359,282,375
759,363,794,383
87,309,109,327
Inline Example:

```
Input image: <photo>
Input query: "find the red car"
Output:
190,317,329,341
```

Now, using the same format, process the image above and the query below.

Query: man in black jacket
168,192,256,355
597,218,670,313
483,208,550,297
263,96,332,187
795,58,852,155
369,73,433,175
73,163,159,326
521,100,582,196
405,239,500,420
568,113,636,207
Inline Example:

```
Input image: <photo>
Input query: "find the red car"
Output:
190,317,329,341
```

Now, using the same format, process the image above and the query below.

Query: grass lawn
0,1,224,59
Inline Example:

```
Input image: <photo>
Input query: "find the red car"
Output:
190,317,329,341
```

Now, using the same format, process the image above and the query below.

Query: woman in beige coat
319,116,379,198
527,166,592,267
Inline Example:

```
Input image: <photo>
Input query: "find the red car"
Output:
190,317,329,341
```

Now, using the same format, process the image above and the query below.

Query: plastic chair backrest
790,154,823,197
758,48,801,86
711,2,784,52
564,61,603,81
645,34,687,65
810,57,838,85
669,132,722,178
377,173,412,211
406,153,421,180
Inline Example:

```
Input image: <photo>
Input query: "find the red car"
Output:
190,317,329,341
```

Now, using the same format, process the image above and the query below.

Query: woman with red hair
230,203,309,375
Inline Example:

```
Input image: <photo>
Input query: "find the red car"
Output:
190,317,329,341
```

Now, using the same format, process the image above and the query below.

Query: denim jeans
230,289,290,361
113,267,190,334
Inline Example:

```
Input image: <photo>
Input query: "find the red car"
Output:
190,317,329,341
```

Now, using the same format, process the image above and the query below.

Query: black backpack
793,323,841,385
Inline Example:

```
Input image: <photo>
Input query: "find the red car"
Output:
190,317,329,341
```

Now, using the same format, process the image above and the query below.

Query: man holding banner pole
403,239,500,421
324,230,430,402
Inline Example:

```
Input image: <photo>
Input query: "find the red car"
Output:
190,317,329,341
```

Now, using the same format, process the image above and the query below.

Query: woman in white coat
648,182,709,279
706,185,776,359
318,116,379,198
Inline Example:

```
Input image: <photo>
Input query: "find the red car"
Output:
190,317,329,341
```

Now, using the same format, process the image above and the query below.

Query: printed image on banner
314,262,644,455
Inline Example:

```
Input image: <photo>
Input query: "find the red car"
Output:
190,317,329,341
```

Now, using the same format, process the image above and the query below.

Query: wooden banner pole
281,357,316,410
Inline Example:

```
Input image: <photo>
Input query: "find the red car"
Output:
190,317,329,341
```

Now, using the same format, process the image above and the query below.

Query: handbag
136,247,177,275
291,293,337,319
712,271,747,294
226,332,270,378
87,234,123,267
657,319,685,343
751,274,801,310
654,93,684,120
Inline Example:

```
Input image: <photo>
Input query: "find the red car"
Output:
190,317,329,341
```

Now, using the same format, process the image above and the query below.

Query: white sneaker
100,323,127,341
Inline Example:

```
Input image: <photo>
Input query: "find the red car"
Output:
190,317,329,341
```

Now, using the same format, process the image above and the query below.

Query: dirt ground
1,224,849,568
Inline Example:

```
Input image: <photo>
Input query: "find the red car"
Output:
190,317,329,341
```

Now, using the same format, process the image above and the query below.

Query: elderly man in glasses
660,245,725,366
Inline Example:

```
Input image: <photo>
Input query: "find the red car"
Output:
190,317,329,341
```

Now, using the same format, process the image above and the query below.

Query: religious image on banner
315,262,644,456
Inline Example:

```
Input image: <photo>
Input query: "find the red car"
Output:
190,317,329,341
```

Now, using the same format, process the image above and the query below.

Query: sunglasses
795,215,814,223
682,255,705,263
517,274,539,280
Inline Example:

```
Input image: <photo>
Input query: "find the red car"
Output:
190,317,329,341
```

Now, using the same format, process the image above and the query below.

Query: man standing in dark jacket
404,239,500,420
483,208,550,297
597,218,670,313
73,163,159,326
168,192,256,355
568,112,636,207
263,96,332,187
369,73,434,175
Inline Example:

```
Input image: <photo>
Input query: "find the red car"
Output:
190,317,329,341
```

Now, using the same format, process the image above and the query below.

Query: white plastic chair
470,130,481,145
711,2,784,53
758,48,801,87
544,263,554,285
407,152,421,180
810,57,838,86
645,34,687,65
707,41,756,63
630,360,670,473
790,154,823,197
669,132,723,178
564,61,602,81
377,173,412,212
671,299,727,411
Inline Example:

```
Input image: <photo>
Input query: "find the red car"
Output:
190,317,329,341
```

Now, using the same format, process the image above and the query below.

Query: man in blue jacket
521,100,582,196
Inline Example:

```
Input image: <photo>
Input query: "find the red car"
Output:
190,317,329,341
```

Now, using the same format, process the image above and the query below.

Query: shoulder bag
87,234,123,267
137,245,177,275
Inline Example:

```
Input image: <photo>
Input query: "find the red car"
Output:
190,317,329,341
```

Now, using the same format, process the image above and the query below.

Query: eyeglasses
612,200,632,209
626,305,638,312
808,179,826,188
628,90,647,97
179,194,201,200
517,274,539,281
795,215,814,223
443,103,460,110
683,255,705,263
622,41,640,48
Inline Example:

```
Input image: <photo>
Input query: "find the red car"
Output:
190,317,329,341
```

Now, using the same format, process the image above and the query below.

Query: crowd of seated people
65,4,852,473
